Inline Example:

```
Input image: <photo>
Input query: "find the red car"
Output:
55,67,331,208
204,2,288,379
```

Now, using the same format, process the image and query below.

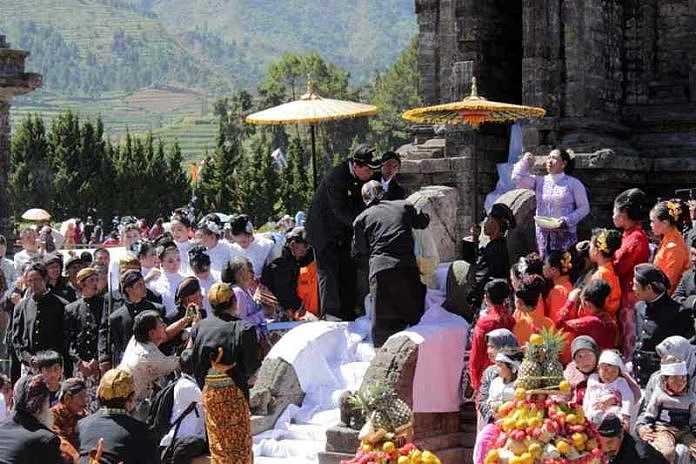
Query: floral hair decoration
666,201,681,222
594,230,609,254
560,252,572,273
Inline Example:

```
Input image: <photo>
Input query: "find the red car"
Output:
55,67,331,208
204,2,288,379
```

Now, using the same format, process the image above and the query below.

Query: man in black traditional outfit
378,151,407,201
99,270,165,371
633,263,694,386
65,267,106,410
597,413,668,464
464,203,516,321
45,253,78,303
12,261,68,376
306,144,380,321
352,180,430,347
305,144,379,320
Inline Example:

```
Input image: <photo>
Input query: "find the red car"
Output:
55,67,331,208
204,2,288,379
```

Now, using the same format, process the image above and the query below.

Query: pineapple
517,342,544,389
540,327,567,387
352,382,413,432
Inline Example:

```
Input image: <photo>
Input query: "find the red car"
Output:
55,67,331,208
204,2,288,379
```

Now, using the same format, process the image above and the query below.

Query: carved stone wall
412,0,696,235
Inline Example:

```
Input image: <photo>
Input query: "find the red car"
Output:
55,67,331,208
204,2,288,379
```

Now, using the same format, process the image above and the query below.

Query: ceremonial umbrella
402,77,545,222
246,79,378,189
21,208,51,222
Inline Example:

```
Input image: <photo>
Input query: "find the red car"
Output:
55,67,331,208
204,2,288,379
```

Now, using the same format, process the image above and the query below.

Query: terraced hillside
11,87,216,160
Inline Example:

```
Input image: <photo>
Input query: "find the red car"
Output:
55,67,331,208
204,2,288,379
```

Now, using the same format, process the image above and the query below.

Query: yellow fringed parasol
402,77,545,126
402,77,546,224
246,79,378,189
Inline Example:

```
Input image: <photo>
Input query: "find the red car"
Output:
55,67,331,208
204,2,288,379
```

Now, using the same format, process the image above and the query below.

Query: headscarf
571,335,599,359
14,375,50,416
485,328,518,350
656,336,696,376
495,350,522,374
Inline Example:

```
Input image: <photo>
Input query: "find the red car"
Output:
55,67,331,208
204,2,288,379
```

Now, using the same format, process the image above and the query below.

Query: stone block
359,335,418,404
248,357,304,435
325,425,360,453
407,186,460,262
317,450,355,464
420,157,452,173
414,432,467,451
414,411,461,437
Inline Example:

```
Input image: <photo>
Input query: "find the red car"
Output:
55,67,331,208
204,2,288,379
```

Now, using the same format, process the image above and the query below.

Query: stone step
438,446,474,464
317,450,355,464
415,431,477,451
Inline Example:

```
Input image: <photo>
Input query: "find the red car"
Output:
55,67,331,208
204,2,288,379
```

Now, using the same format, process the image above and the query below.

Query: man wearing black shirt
99,270,164,371
12,262,68,375
598,413,667,464
352,181,430,346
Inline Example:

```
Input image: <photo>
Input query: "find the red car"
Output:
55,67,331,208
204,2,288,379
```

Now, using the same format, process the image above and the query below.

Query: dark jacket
609,432,668,464
466,238,511,310
49,277,78,304
189,313,260,396
636,293,694,353
11,291,68,369
65,295,107,364
99,298,165,365
77,409,160,464
352,199,430,280
306,161,366,252
673,269,696,311
381,178,407,201
0,412,62,464
262,247,315,312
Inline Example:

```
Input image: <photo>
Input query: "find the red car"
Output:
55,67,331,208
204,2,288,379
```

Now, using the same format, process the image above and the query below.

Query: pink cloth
474,423,501,464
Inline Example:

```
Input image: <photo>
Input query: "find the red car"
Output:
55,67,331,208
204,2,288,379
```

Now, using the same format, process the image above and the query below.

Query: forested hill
1,0,416,96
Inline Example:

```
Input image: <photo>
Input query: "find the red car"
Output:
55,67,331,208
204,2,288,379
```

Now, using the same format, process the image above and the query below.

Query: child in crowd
637,357,696,463
486,349,524,415
512,274,554,345
583,350,635,428
468,279,516,392
543,250,573,324
34,350,65,408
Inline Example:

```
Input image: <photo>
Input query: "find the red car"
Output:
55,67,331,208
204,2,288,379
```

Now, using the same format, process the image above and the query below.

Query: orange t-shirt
297,261,319,316
545,275,573,325
513,306,554,346
654,228,690,295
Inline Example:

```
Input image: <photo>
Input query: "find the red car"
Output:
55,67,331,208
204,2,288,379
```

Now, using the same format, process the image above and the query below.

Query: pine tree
8,115,53,215
165,141,192,214
241,130,280,225
280,137,311,214
47,111,82,218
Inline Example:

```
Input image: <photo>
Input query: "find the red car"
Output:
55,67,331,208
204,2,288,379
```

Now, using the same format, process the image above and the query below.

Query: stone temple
0,34,42,231
400,0,696,240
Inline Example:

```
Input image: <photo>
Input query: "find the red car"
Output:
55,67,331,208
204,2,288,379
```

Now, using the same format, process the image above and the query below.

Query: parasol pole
311,124,318,190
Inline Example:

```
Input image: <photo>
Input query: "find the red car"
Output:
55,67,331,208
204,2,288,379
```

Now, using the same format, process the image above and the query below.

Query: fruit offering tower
483,329,606,464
